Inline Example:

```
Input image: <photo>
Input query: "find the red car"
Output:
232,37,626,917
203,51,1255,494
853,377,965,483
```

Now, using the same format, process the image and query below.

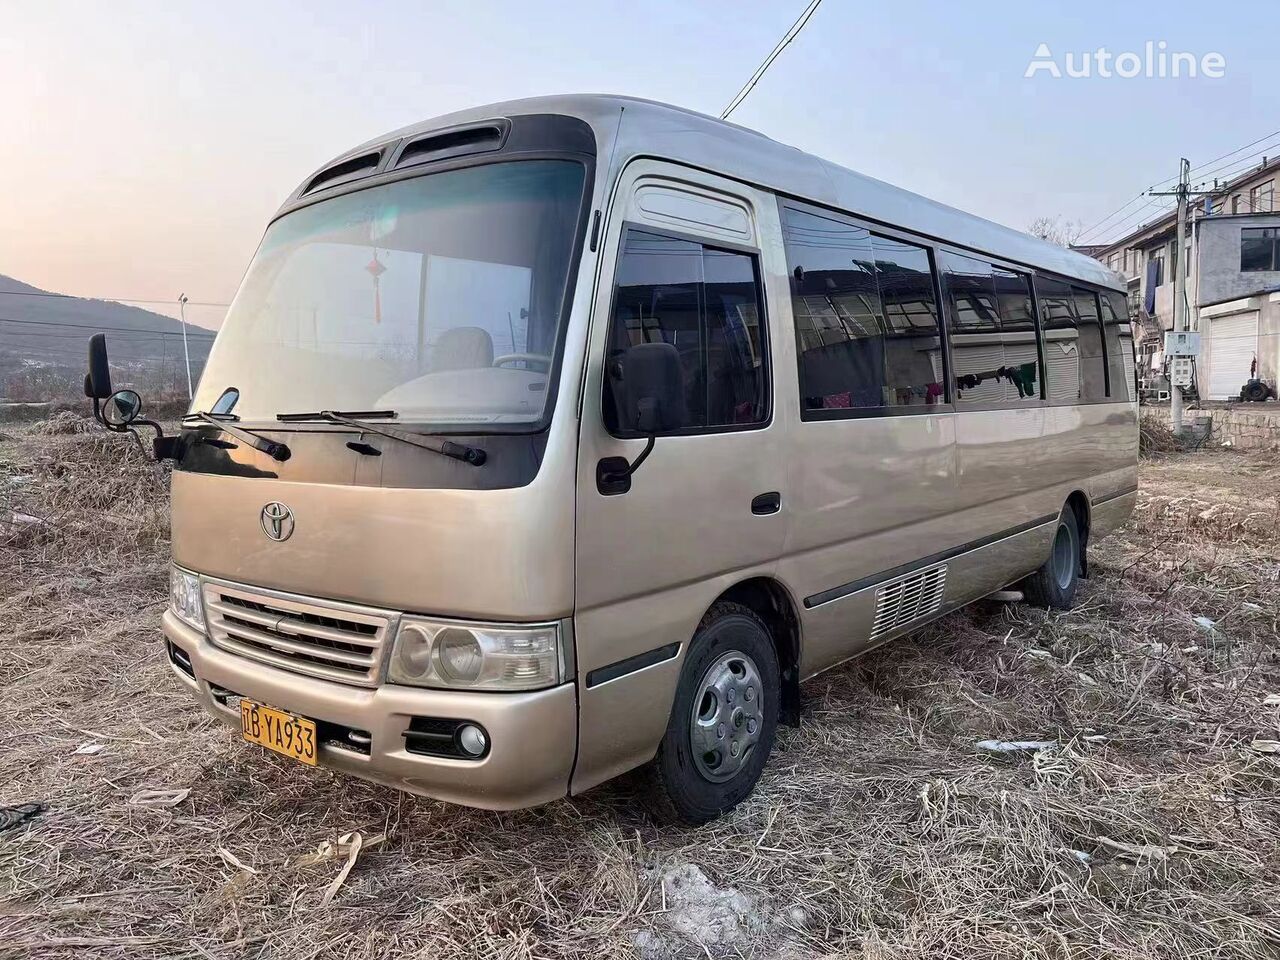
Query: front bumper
162,610,577,810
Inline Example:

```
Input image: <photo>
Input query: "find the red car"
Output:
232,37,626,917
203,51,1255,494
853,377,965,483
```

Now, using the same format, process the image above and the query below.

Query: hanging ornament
365,251,387,324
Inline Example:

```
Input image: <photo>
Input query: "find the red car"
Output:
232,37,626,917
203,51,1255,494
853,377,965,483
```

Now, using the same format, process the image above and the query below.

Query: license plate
239,699,317,766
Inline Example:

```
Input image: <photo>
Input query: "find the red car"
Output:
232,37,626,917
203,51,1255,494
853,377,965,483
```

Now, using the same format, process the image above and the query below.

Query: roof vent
302,151,382,195
395,122,508,169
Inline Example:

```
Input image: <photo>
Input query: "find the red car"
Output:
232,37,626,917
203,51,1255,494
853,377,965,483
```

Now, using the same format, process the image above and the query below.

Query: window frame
601,222,773,440
936,247,1047,413
776,195,1129,414
1250,180,1275,213
779,198,954,422
1032,272,1129,405
1240,226,1279,273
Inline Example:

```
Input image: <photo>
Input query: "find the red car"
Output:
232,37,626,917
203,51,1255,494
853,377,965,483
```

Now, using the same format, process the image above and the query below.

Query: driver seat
431,326,494,372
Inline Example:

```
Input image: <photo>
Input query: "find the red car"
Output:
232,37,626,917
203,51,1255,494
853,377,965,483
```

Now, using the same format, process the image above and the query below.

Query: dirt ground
2,414,1279,960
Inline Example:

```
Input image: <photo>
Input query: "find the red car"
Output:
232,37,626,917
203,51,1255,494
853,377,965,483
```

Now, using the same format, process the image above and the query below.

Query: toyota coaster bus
85,95,1137,824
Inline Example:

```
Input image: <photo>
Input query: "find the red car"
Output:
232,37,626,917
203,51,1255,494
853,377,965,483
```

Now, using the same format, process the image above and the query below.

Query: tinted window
942,253,1041,405
784,207,944,412
1101,291,1134,401
1241,227,1279,272
1073,288,1108,401
603,230,766,433
1035,276,1108,403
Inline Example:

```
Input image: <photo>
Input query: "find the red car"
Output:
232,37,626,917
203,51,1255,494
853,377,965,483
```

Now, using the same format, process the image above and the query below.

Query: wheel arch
710,576,803,726
1064,489,1092,576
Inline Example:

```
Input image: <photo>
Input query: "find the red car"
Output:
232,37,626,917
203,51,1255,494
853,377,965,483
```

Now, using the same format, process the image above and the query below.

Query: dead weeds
1,421,1278,960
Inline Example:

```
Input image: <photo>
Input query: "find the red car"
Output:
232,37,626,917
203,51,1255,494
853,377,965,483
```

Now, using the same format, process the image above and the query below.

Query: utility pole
1171,158,1189,434
177,293,193,400
1149,159,1199,434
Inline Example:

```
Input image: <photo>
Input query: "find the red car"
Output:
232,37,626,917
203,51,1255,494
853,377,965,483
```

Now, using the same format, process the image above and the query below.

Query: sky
2,0,1276,330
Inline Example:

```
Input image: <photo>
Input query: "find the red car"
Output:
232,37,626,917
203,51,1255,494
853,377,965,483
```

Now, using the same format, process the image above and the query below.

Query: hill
0,274,215,402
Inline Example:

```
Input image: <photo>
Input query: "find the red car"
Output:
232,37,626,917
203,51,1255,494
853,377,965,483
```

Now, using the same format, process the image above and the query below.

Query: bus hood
169,468,575,621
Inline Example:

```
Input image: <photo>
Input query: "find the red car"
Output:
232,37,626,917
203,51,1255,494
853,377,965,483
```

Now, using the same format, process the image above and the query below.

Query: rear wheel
645,602,779,825
1022,507,1081,609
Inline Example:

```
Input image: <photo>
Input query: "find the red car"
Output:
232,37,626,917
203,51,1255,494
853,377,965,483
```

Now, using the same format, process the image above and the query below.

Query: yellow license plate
239,699,317,766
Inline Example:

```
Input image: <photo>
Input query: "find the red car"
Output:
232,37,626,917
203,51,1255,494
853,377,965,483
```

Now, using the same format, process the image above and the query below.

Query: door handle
751,491,781,516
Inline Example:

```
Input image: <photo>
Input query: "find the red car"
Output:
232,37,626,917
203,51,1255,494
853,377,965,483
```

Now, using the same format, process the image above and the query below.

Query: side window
783,206,945,413
1241,227,1279,272
1035,276,1107,403
602,229,767,434
1072,287,1108,401
1101,290,1134,401
941,252,1041,405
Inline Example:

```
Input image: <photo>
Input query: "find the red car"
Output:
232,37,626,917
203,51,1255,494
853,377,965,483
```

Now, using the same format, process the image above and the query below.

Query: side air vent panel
394,121,509,169
870,564,948,641
302,151,382,195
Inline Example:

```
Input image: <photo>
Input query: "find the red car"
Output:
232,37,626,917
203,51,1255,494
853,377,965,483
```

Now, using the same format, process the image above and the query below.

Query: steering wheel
493,353,552,372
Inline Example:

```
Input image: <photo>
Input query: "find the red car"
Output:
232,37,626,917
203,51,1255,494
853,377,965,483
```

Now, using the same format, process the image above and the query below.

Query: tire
1021,507,1082,609
1243,380,1269,403
645,602,780,825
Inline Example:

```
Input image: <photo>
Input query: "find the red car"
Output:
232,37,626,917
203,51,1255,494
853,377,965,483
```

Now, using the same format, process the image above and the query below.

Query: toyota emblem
260,501,295,542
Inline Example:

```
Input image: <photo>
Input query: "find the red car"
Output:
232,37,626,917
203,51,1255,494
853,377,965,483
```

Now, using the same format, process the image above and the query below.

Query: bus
85,95,1137,824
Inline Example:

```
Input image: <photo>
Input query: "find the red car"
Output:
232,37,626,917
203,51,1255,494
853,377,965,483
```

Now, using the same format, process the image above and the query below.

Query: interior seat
431,327,495,372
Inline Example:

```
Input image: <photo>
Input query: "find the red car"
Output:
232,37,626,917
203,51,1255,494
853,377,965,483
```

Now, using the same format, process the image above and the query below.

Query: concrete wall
1198,214,1280,306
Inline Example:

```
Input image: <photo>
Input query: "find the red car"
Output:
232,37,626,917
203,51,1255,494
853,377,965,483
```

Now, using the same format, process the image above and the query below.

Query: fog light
457,723,488,757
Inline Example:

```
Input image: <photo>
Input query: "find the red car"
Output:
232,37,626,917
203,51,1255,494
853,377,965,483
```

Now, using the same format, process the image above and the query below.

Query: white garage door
1208,312,1258,400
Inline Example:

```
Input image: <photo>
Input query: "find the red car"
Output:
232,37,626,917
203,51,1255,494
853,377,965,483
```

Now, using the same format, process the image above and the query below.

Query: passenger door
571,162,791,793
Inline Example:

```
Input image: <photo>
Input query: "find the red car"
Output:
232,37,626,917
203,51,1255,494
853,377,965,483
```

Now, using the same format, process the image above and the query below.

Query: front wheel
645,602,780,825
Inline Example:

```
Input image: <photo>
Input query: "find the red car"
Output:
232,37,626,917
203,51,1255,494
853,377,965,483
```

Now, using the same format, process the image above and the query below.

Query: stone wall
1146,404,1280,451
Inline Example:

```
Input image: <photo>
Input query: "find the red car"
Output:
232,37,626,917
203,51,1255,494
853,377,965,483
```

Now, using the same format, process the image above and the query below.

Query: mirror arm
623,433,656,477
602,432,655,483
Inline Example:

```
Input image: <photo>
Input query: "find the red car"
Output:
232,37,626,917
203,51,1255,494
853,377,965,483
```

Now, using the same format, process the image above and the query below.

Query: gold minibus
86,96,1137,823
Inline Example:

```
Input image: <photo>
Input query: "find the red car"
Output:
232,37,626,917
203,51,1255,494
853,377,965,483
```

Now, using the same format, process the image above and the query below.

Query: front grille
202,581,396,687
870,564,948,641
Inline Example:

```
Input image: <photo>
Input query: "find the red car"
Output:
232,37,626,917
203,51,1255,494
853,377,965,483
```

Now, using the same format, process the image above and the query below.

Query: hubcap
690,650,764,783
1052,523,1075,590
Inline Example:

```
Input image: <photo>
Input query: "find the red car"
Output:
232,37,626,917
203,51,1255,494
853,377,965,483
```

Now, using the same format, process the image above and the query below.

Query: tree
1028,215,1085,248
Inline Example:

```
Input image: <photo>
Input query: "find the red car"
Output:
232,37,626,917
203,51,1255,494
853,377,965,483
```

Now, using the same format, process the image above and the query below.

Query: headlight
387,617,568,691
169,565,205,633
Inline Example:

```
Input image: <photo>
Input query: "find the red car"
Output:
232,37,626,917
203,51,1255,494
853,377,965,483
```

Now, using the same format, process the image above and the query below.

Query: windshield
193,159,587,427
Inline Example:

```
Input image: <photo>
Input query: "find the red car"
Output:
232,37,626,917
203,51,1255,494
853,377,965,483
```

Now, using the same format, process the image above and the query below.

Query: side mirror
619,341,687,435
87,333,113,399
102,389,143,427
597,342,686,495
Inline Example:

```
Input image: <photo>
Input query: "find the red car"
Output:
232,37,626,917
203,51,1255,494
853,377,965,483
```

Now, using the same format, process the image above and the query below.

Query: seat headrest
431,326,494,372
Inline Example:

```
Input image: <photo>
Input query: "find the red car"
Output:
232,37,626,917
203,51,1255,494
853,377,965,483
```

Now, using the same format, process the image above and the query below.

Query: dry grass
2,419,1279,960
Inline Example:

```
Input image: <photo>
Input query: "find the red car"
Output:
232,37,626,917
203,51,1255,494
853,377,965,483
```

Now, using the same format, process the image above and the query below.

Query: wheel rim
689,650,764,783
1051,522,1075,590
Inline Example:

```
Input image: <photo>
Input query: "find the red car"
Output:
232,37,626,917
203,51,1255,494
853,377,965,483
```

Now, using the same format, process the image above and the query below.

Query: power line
0,316,216,337
0,290,230,307
1076,192,1150,244
1188,129,1280,180
1078,130,1280,245
1190,142,1280,189
720,0,824,121
1084,197,1177,246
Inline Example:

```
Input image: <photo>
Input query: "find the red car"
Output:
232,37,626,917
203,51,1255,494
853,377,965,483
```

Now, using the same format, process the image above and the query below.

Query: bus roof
290,94,1120,290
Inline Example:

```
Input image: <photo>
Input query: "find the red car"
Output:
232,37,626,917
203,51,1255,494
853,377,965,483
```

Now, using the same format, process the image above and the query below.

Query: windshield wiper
187,411,291,461
275,410,487,466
